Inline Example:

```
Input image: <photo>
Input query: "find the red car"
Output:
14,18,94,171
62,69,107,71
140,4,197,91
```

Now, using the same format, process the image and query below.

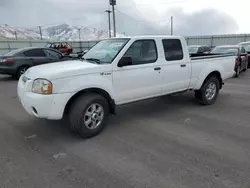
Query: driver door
113,39,163,104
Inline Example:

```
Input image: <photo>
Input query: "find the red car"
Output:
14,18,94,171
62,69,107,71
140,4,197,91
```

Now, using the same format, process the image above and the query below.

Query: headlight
32,79,52,94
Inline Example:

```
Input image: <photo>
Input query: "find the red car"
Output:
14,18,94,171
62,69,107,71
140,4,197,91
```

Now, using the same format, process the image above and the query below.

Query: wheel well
17,65,30,71
203,71,223,89
64,88,115,117
16,65,30,75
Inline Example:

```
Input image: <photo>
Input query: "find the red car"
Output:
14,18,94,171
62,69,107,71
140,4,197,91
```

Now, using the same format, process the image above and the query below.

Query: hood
25,60,111,80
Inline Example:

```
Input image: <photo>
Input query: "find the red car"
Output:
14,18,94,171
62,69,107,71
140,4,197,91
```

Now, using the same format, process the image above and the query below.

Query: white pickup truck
17,36,236,138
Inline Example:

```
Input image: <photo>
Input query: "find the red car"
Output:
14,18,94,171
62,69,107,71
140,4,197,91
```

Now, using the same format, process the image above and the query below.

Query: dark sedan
0,47,73,79
238,41,250,68
210,45,248,77
188,45,211,56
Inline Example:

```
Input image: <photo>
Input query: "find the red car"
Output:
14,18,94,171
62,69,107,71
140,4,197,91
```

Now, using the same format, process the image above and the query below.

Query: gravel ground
0,72,250,188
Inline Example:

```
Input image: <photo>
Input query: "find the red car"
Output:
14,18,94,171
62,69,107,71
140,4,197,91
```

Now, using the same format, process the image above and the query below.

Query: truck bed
190,53,235,60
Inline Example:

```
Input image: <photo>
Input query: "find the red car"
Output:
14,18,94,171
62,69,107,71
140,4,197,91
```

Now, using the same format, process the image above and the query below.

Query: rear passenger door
23,49,51,65
161,39,190,94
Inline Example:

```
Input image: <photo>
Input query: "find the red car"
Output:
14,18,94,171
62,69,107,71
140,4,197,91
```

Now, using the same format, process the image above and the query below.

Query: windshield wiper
85,58,101,64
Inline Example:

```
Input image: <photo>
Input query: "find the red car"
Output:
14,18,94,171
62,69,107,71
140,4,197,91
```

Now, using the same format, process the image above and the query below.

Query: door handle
154,67,161,70
180,64,186,67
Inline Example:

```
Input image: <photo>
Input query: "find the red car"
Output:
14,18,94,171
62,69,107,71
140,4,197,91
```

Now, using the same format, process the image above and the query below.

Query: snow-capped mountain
0,24,124,41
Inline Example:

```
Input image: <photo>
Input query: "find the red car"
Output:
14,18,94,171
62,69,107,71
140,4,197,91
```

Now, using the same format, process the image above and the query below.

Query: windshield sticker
109,43,123,48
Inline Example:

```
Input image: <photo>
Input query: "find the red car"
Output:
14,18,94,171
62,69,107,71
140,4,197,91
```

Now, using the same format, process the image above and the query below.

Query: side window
13,52,25,57
205,47,211,52
162,39,183,61
23,49,45,57
123,40,157,65
240,47,246,53
43,49,62,58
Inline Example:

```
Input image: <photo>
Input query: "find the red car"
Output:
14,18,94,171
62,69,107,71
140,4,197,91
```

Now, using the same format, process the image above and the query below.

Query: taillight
0,58,13,63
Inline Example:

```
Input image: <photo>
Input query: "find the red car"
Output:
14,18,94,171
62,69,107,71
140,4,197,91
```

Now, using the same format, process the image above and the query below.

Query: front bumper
17,77,72,120
0,66,16,75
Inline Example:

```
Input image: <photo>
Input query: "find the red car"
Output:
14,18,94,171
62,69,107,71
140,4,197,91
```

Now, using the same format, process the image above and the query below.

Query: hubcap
20,68,27,75
84,103,104,130
205,82,216,100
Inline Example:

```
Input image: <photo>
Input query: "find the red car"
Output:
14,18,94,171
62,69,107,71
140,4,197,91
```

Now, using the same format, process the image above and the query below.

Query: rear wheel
68,93,109,138
243,62,248,71
235,65,240,77
16,66,29,80
195,76,220,105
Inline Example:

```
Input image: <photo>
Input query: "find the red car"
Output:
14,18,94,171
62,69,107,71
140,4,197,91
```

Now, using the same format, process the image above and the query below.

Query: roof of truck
112,35,184,39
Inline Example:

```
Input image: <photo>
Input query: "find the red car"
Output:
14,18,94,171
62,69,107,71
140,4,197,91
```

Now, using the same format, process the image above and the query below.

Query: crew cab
17,36,236,138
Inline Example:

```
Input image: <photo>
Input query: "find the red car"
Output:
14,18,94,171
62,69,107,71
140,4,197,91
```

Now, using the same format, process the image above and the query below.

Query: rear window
188,46,199,53
241,44,250,52
23,49,46,57
162,39,183,61
4,49,23,56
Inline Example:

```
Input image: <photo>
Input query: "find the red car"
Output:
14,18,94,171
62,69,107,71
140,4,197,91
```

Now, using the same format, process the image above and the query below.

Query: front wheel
16,66,29,80
196,77,220,105
68,93,109,138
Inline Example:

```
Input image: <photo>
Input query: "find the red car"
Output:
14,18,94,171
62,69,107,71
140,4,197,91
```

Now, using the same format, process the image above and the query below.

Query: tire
198,76,220,105
16,66,29,80
68,93,109,138
235,65,240,77
243,62,248,71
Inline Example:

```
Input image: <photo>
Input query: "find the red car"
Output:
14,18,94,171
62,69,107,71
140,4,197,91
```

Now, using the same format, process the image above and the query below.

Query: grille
22,76,29,83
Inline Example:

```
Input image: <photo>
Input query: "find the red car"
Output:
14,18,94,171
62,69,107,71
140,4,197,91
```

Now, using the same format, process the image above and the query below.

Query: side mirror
118,57,132,67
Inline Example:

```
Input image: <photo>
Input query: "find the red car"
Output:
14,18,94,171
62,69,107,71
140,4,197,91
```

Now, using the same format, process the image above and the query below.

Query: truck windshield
83,39,130,64
211,47,238,55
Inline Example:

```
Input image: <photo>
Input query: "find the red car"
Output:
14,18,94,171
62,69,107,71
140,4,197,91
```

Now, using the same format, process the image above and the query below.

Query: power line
115,9,154,25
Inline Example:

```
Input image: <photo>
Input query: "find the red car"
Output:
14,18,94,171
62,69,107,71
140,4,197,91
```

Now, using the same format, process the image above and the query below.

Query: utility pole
170,16,173,35
105,10,112,38
38,26,43,40
14,31,17,40
109,0,116,37
78,28,82,51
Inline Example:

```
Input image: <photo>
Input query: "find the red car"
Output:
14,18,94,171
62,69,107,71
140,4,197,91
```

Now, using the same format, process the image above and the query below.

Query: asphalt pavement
0,72,250,188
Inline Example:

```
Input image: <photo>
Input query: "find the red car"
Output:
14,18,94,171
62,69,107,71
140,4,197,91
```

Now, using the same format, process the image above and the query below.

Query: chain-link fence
1,33,250,55
0,40,99,55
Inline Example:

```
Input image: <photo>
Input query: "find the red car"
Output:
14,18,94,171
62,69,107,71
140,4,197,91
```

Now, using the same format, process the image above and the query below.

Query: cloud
0,0,239,36
159,8,239,36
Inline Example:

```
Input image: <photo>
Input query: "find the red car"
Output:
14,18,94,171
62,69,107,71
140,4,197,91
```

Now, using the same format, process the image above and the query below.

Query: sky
0,0,248,36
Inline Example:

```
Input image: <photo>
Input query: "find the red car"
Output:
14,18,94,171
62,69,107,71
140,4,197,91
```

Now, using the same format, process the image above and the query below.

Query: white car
18,36,236,138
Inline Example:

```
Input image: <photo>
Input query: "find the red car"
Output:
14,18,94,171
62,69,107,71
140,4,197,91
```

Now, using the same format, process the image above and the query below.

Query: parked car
188,45,211,56
45,42,73,55
18,36,236,138
0,47,72,79
210,45,248,77
237,41,250,68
